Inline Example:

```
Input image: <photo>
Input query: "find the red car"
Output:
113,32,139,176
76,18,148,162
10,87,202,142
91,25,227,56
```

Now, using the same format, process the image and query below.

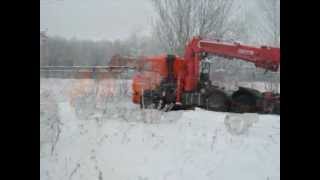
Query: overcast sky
40,0,155,41
40,0,263,42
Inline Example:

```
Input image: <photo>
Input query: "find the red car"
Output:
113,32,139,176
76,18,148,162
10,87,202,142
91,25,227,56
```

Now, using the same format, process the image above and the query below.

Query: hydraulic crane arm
198,39,280,71
183,36,280,92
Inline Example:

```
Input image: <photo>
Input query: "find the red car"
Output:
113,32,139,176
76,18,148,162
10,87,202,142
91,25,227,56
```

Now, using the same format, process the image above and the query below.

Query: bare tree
259,0,280,46
255,0,280,90
151,0,234,56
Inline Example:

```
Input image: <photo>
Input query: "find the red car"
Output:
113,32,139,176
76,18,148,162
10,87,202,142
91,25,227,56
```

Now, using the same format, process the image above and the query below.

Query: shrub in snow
224,113,259,135
68,79,131,120
40,90,61,157
65,78,183,123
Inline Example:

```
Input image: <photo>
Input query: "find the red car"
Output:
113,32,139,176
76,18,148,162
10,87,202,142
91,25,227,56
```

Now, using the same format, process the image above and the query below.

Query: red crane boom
183,36,280,92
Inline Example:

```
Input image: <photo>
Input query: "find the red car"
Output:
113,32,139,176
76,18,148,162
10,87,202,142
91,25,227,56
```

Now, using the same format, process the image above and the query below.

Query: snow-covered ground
40,78,280,180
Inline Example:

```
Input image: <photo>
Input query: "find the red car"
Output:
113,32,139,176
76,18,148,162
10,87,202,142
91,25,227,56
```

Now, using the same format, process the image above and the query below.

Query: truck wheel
232,94,257,113
205,91,229,112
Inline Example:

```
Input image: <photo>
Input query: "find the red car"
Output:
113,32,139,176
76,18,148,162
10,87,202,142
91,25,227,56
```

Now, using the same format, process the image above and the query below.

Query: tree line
40,34,163,66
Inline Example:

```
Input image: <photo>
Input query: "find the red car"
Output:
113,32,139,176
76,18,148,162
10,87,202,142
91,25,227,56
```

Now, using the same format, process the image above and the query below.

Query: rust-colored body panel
132,54,186,104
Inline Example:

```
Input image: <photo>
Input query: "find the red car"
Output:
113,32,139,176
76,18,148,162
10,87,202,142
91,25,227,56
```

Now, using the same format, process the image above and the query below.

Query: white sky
40,0,155,41
40,0,265,42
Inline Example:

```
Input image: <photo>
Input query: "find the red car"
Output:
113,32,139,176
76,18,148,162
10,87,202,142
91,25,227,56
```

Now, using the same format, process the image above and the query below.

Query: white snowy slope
40,78,280,180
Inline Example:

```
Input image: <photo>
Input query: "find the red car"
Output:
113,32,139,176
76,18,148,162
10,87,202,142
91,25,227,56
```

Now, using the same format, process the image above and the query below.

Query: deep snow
40,78,280,180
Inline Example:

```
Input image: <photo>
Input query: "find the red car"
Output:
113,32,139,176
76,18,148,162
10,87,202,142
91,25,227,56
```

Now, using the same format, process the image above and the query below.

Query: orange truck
127,36,280,114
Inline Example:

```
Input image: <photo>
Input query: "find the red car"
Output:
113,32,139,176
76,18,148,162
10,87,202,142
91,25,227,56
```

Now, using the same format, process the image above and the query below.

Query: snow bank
40,78,280,180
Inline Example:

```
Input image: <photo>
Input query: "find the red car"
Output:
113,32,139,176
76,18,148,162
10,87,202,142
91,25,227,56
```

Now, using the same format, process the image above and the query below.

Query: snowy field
40,78,280,180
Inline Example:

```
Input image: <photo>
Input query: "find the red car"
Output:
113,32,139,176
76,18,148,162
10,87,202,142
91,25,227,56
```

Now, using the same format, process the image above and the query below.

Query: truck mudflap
258,92,280,114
